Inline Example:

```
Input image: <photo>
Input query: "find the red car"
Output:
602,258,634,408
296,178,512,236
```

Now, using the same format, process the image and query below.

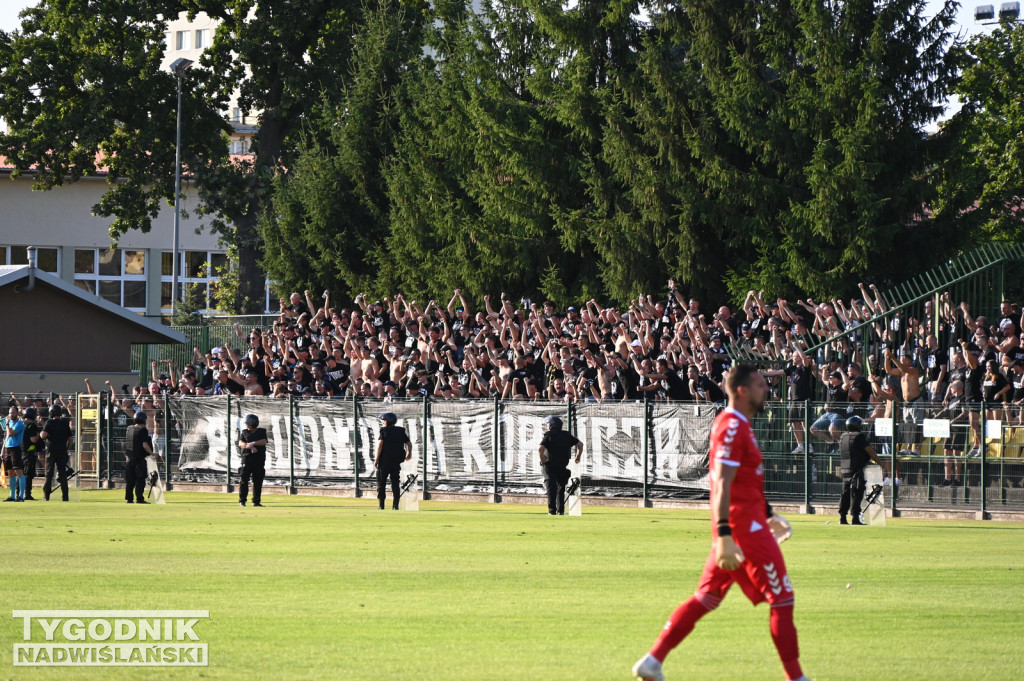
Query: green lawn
2,491,1022,681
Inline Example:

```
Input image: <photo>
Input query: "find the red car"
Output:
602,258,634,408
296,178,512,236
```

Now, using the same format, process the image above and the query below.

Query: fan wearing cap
375,413,412,510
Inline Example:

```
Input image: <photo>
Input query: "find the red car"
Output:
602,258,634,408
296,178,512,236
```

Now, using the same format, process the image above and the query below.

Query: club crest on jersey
756,463,763,476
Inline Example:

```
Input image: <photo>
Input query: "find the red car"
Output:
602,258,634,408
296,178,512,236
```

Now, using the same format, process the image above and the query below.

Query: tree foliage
0,0,371,312
1,0,975,312
935,22,1024,243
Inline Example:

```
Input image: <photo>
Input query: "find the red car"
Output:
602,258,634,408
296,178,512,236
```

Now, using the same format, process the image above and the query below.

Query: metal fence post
979,400,988,518
225,394,232,492
803,399,811,509
491,396,500,503
288,395,296,494
352,393,362,498
97,391,106,486
642,396,650,508
104,393,113,488
890,405,898,515
421,394,430,500
163,397,172,490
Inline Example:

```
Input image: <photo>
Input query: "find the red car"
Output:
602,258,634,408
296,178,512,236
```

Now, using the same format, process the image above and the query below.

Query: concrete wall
1,175,221,252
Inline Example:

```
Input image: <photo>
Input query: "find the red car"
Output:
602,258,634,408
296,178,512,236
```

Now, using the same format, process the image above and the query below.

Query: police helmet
244,414,260,428
845,415,863,432
49,405,63,418
23,407,37,419
133,410,148,424
379,412,397,425
545,415,563,431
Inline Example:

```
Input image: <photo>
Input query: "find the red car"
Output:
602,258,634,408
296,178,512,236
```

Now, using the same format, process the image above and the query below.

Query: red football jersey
709,408,767,534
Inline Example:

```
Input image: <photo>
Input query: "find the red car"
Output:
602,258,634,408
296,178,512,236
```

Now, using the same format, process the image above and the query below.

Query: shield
145,455,167,504
397,462,419,511
565,465,582,516
862,465,885,526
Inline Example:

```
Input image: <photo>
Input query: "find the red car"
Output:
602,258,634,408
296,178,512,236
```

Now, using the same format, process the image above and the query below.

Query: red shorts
697,521,794,606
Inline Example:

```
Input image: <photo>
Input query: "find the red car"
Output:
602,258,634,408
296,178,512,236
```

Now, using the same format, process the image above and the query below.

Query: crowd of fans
81,284,1019,417
6,282,1023,487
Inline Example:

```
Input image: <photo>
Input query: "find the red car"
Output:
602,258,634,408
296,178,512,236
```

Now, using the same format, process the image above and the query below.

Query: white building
1,11,266,317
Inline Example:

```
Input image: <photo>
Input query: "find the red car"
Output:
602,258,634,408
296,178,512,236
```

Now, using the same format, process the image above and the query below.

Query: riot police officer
40,405,73,502
124,410,153,504
21,407,43,500
238,414,268,507
375,412,411,510
838,416,887,525
537,415,583,515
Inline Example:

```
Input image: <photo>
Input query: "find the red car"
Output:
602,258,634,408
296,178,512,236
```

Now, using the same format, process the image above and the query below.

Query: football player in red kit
633,364,811,681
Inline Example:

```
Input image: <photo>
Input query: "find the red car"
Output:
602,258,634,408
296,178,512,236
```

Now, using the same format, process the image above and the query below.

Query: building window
175,30,190,51
195,29,210,49
1,246,59,272
73,248,148,311
229,138,250,155
161,250,227,313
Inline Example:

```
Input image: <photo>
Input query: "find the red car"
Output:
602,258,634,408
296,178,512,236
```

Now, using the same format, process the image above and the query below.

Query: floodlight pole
170,58,193,318
974,2,1022,24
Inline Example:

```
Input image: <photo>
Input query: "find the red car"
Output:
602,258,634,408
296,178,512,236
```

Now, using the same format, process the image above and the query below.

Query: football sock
769,603,802,681
650,592,721,661
17,475,26,499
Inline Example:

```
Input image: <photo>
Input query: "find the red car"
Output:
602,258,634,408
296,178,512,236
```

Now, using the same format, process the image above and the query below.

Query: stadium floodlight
169,58,193,318
975,4,996,20
999,1,1020,20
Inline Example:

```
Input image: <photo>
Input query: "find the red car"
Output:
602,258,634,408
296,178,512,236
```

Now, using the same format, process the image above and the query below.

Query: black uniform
239,427,268,505
377,425,411,509
838,431,873,523
42,417,73,501
22,420,43,498
124,424,151,503
539,429,581,515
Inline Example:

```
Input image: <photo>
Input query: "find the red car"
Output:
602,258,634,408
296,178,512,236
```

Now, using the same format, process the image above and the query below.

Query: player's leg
736,530,805,681
633,551,731,680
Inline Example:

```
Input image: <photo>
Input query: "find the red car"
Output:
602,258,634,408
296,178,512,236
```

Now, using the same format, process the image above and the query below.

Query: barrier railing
128,397,1024,514
6,391,1023,516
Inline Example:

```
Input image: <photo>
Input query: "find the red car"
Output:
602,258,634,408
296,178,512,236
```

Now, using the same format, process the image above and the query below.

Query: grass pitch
2,491,1023,681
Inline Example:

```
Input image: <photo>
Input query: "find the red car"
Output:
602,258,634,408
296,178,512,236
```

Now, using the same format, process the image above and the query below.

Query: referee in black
838,415,887,525
538,415,583,515
375,412,411,510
